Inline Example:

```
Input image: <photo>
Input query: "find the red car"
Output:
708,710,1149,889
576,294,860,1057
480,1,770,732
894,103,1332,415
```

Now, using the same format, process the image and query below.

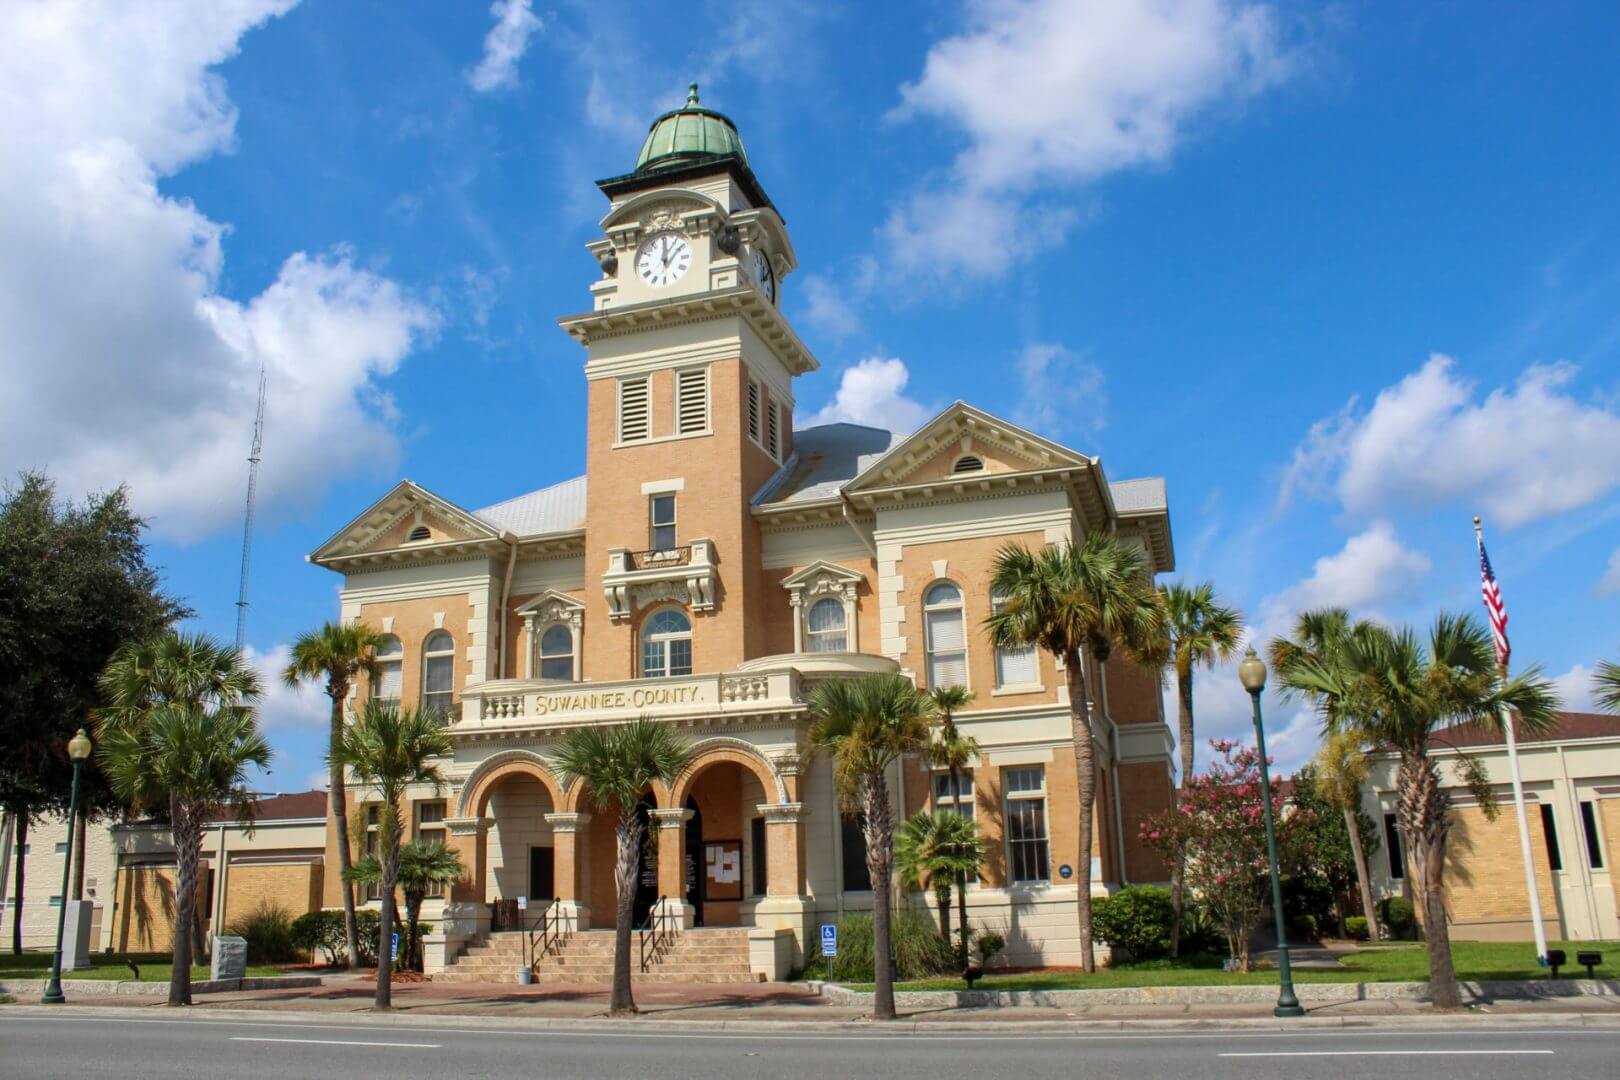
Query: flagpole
1474,515,1549,963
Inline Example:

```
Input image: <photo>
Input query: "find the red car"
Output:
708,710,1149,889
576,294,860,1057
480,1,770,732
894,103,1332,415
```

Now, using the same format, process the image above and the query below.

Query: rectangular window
649,494,677,551
765,398,780,459
363,810,382,901
1580,800,1605,870
747,379,761,443
618,376,650,442
49,895,62,907
55,842,68,855
925,608,967,689
750,816,768,897
1004,766,1049,883
932,771,975,823
1540,803,1563,872
675,367,709,435
991,588,1038,687
841,816,871,891
1383,813,1404,880
417,801,448,897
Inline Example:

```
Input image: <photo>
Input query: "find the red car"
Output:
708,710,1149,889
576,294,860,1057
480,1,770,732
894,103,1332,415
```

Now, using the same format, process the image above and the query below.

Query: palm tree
329,702,451,1009
96,632,269,1007
1311,729,1381,940
926,684,979,970
986,534,1164,973
895,810,988,943
1281,613,1558,1008
345,839,464,971
1597,658,1620,714
284,620,386,969
553,718,692,1017
807,673,933,1021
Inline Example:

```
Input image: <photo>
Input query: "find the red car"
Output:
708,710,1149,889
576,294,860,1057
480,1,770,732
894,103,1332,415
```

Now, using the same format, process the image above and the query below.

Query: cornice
557,286,817,376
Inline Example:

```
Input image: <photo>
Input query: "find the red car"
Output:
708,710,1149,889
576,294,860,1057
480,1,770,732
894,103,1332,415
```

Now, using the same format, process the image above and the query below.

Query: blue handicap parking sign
820,923,837,957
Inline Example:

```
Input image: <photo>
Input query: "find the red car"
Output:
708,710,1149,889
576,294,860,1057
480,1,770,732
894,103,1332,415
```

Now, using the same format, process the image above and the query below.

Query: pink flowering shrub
1139,739,1316,970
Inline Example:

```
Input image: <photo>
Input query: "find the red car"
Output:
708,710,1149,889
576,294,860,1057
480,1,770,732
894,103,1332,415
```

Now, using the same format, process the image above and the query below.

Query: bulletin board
704,840,743,901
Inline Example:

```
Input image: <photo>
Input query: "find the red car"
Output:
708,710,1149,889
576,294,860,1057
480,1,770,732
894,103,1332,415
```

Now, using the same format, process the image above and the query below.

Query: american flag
1478,533,1510,668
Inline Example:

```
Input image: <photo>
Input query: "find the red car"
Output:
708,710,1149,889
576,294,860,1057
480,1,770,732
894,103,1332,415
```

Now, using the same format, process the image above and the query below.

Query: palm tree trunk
11,815,26,956
935,882,951,940
327,691,361,969
1400,752,1460,1008
1343,806,1379,941
1177,664,1196,791
862,769,898,1021
375,875,394,1009
1064,649,1098,973
949,764,970,972
610,810,640,1017
170,806,200,1007
405,891,423,972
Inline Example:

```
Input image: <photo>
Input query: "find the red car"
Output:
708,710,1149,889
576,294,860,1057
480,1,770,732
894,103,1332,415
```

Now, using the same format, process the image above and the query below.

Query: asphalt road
2,1011,1618,1080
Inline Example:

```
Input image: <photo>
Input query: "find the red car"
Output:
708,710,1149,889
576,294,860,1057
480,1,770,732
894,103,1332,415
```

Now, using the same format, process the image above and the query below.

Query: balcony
603,537,716,621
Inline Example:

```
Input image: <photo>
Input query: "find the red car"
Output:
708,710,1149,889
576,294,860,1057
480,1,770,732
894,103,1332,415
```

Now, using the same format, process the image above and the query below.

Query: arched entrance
684,797,703,926
632,794,658,926
674,760,771,927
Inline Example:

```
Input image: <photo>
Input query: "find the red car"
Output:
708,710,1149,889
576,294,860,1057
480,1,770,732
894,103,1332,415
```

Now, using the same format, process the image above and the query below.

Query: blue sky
5,1,1619,791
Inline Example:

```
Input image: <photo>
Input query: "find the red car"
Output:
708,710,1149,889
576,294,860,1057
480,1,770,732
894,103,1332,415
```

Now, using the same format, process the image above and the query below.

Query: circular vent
952,455,985,474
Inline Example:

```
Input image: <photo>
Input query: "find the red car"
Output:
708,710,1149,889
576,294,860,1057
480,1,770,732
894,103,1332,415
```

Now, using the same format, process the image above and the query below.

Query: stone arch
456,750,566,818
669,738,787,806
561,777,672,815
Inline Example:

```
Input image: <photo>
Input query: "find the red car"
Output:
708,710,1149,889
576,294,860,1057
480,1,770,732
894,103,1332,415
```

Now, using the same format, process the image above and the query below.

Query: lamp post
43,727,93,1006
1238,649,1304,1019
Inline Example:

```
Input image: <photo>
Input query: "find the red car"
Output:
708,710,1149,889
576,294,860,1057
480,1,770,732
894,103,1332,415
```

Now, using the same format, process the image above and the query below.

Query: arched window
952,455,984,474
640,608,692,678
421,630,455,721
538,623,575,681
805,597,847,652
372,634,403,707
924,582,967,689
407,525,432,542
991,585,1039,687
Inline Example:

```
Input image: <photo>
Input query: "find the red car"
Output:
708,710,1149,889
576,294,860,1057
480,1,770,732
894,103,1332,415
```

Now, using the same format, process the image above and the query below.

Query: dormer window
952,455,985,474
407,525,432,542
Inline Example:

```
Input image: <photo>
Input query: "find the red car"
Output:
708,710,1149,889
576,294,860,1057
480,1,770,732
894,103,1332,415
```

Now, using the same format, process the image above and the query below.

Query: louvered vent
676,368,709,435
766,399,780,459
747,380,761,442
619,377,650,442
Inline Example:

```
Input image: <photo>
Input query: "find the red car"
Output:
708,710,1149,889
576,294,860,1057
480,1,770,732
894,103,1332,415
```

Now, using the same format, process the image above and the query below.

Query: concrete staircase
436,927,762,985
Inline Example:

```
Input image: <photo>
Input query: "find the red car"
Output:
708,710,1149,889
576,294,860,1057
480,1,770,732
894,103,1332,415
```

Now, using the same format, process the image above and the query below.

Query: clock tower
558,85,819,682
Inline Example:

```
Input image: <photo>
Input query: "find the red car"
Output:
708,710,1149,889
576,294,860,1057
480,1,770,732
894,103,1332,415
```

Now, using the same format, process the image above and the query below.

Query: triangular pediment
781,560,865,593
514,589,586,622
843,402,1093,494
309,480,499,564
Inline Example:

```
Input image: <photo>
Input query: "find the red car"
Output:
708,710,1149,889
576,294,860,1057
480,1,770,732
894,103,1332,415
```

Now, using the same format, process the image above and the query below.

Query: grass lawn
848,940,1620,992
0,951,281,983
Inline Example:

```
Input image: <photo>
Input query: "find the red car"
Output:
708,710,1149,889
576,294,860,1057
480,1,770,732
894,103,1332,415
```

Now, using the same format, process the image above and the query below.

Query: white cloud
242,643,328,733
802,357,936,433
1013,342,1107,442
1281,355,1620,528
1254,521,1432,644
1550,663,1598,714
1598,549,1620,597
798,274,865,340
466,0,542,93
887,0,1296,278
0,2,437,541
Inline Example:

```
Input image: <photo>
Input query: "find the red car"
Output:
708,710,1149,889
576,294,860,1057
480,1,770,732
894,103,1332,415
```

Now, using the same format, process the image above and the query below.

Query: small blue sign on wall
820,923,838,957
1059,864,1073,880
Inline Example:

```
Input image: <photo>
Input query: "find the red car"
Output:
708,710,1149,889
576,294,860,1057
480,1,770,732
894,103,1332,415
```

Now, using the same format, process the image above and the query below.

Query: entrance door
529,846,555,902
684,797,704,927
632,796,659,925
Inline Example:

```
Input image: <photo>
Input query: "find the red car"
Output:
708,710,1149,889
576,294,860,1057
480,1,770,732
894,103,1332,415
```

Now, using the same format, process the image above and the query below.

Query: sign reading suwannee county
532,681,709,716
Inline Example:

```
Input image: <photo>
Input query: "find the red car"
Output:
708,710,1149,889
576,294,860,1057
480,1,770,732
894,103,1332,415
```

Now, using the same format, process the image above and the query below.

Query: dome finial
687,82,700,106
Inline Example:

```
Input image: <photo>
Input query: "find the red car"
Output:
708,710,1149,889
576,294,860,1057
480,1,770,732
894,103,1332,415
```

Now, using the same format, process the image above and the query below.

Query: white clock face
636,233,692,287
751,249,775,302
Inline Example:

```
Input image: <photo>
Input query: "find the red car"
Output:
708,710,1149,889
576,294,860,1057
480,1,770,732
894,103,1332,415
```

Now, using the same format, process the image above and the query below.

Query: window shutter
376,662,403,700
747,380,761,442
997,643,1039,686
929,651,968,688
676,368,708,435
766,399,780,458
927,607,965,650
619,377,650,442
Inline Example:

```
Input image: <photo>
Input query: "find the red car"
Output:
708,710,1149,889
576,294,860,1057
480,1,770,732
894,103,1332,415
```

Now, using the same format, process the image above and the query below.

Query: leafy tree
96,632,268,1006
807,673,933,1020
1597,657,1620,714
1279,614,1558,1007
0,472,184,952
346,839,464,972
553,718,692,1017
1140,739,1315,969
329,702,451,1009
283,620,387,969
986,533,1164,972
925,684,979,971
1299,733,1382,938
895,810,988,944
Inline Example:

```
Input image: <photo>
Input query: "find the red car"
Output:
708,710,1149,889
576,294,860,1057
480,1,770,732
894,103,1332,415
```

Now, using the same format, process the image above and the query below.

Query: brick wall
1440,803,1565,939
222,863,321,927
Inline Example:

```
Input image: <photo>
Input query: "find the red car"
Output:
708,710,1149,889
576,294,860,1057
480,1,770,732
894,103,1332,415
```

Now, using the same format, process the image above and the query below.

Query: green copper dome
634,84,747,174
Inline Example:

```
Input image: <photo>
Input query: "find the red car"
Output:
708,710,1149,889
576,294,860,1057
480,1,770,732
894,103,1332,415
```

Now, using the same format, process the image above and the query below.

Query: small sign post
390,932,399,963
820,923,837,958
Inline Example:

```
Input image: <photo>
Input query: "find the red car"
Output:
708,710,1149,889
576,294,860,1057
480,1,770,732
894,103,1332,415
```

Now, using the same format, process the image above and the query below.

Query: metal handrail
637,899,677,973
524,900,572,973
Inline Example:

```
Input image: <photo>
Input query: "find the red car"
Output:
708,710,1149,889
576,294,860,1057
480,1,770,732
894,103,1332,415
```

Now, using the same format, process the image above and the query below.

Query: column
425,816,491,974
544,812,591,930
752,802,810,968
648,807,695,928
445,816,490,904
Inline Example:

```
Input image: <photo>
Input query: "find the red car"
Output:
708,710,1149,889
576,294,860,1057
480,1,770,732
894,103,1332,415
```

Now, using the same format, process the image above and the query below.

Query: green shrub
1377,896,1415,939
356,909,382,963
290,910,346,966
1178,903,1226,957
225,903,299,964
973,931,1005,966
803,909,957,982
1345,915,1369,940
1289,913,1319,940
1092,885,1175,962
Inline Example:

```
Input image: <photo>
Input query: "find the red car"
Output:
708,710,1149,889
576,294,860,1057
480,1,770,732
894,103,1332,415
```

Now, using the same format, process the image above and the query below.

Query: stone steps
437,925,761,985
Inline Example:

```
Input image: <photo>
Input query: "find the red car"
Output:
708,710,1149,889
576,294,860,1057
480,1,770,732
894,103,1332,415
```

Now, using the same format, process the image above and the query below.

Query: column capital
446,816,493,837
544,812,591,833
648,807,695,829
756,802,808,824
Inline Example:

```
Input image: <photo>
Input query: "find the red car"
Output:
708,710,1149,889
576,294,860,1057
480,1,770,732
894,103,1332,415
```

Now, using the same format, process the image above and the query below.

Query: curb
0,975,324,998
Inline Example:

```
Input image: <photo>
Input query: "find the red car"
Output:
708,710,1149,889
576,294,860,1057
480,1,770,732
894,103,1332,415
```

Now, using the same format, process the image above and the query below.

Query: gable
309,480,500,565
844,402,1092,494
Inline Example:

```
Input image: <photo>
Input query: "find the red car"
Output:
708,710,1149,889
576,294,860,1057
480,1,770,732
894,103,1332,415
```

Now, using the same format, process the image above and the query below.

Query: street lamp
1238,649,1304,1019
43,727,93,1005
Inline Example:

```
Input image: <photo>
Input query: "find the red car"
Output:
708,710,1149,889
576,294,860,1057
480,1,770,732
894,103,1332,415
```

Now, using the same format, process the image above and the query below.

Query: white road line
231,1036,440,1048
1221,1050,1555,1058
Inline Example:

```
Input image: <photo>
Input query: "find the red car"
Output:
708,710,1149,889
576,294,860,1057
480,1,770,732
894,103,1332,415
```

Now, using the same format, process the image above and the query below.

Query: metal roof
754,423,907,506
475,475,587,537
635,84,747,174
1110,476,1168,514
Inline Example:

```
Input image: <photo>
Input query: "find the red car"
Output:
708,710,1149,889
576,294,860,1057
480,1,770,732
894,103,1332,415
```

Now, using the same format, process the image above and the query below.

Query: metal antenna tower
235,366,267,650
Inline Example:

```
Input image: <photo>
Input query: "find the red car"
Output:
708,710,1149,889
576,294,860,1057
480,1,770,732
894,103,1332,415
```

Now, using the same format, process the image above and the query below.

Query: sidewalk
14,973,1620,1029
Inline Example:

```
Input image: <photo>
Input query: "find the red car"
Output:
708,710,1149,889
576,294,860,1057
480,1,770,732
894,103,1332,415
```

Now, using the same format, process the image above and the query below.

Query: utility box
211,935,248,980
61,901,94,971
